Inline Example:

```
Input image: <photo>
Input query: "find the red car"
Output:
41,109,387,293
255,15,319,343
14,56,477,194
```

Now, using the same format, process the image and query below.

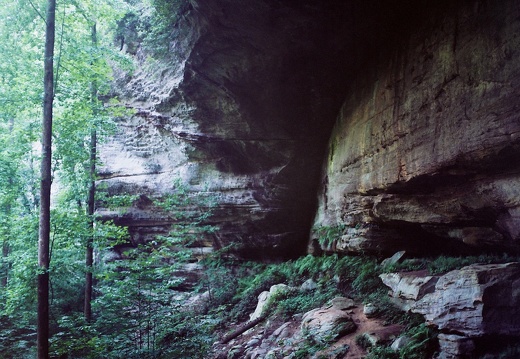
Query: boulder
326,297,356,311
381,262,520,358
302,307,357,344
300,278,318,292
381,251,407,268
250,284,292,321
380,271,439,310
413,263,520,337
363,303,378,318
437,334,475,359
363,324,404,347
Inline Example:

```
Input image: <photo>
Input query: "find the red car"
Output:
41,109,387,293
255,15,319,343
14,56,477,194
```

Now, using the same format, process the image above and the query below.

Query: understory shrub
364,323,438,359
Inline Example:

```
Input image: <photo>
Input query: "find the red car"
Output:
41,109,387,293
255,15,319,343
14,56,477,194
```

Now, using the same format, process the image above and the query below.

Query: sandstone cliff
99,0,520,259
313,0,520,256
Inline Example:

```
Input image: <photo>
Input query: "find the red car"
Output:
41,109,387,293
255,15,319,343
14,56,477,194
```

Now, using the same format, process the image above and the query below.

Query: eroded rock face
99,0,365,259
381,263,520,358
101,0,520,258
312,0,520,255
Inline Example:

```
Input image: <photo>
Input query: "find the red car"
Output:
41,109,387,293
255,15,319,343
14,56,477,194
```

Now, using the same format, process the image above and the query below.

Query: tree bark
219,315,266,344
38,0,56,358
84,22,97,323
1,119,14,288
1,240,8,287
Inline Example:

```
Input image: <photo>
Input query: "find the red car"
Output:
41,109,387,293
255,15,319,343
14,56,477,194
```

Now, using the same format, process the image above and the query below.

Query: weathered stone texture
381,263,520,358
383,263,520,335
99,0,359,258
100,0,520,258
313,0,520,255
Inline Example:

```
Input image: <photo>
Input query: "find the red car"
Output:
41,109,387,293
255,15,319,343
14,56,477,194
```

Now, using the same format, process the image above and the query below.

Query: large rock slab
381,262,520,357
414,263,520,337
312,0,520,256
380,262,520,359
249,284,292,321
302,307,357,344
380,270,438,310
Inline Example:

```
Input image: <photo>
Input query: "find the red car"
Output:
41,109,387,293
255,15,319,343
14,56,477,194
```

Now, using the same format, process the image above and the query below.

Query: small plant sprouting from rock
313,224,346,248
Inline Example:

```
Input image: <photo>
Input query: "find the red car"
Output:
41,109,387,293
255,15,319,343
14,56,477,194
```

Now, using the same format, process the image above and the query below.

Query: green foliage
0,2,134,356
364,323,438,359
68,179,222,358
225,254,379,323
313,224,346,248
275,288,338,319
426,254,517,274
293,339,328,359
398,324,438,359
365,345,400,359
141,0,190,56
384,253,520,275
355,333,373,350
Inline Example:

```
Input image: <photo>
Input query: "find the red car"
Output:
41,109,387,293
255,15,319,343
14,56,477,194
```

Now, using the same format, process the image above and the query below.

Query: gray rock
302,307,357,344
381,263,520,358
250,284,292,321
327,297,356,311
300,278,318,292
413,263,520,337
271,322,292,340
363,303,378,318
437,334,475,359
245,338,261,348
381,251,406,267
390,335,411,351
379,271,439,310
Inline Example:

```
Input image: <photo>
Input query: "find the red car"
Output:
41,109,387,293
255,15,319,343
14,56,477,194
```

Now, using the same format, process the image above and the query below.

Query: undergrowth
184,251,519,358
383,253,520,275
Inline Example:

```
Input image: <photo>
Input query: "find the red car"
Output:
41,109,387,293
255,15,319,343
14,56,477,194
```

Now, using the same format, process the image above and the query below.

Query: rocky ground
212,295,404,359
210,261,520,359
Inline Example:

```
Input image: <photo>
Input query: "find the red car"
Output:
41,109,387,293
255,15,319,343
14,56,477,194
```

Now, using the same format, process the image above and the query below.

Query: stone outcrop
99,0,368,259
381,262,520,358
98,0,520,260
312,0,520,256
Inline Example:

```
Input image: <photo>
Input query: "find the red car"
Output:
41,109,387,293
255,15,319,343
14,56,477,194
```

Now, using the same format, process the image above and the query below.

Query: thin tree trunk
1,119,14,288
84,128,96,322
84,22,97,323
219,315,266,344
38,0,56,358
1,240,8,287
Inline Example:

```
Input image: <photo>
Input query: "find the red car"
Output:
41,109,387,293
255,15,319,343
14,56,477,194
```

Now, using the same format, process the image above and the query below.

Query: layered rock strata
381,263,520,358
313,0,520,255
99,0,520,258
100,0,427,258
98,0,358,259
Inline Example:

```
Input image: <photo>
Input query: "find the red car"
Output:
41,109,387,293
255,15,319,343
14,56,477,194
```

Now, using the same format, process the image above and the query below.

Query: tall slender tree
84,21,98,323
38,0,56,358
